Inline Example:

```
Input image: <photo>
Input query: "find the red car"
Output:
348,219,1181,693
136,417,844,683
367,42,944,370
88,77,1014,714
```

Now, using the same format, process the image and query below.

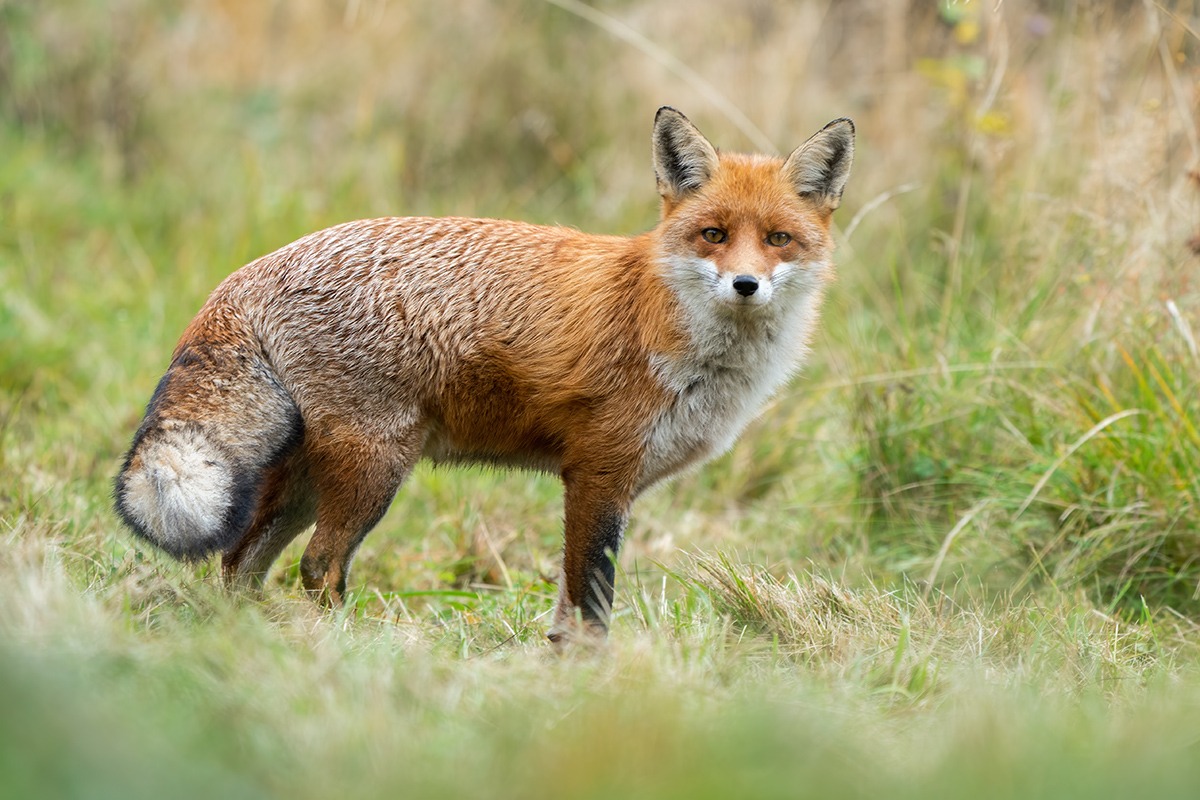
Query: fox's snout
732,274,759,297
715,267,775,307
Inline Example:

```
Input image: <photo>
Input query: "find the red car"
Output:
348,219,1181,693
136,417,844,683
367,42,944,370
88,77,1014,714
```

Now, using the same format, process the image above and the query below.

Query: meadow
4,0,1200,796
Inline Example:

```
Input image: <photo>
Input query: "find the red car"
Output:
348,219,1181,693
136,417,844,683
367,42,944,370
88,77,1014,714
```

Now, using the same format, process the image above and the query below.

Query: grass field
5,1,1200,797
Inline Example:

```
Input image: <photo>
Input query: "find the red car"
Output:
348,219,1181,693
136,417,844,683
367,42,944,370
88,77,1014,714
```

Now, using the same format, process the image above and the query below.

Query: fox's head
652,107,853,313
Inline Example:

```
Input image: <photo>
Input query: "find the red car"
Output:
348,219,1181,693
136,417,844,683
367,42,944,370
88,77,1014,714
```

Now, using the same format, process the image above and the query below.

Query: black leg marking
581,509,627,623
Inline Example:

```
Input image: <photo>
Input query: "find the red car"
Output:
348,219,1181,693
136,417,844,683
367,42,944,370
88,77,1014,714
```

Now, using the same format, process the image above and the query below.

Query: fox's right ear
652,107,719,204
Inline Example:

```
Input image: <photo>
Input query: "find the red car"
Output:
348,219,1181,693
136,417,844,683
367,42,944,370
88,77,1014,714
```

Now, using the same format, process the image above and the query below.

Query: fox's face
657,154,838,310
652,109,853,316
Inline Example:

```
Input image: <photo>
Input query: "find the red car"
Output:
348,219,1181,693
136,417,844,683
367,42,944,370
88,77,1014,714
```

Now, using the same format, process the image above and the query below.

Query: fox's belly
421,427,563,475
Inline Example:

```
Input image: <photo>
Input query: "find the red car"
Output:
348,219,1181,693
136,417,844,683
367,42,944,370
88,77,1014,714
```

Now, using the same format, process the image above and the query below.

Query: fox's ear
782,118,855,211
652,107,719,203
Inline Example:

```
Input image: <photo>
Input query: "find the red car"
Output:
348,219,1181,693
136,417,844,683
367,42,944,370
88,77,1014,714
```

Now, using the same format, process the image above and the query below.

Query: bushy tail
116,422,242,560
115,344,302,562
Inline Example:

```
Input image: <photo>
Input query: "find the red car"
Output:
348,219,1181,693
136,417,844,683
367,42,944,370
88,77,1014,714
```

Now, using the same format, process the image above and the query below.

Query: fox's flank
114,107,854,642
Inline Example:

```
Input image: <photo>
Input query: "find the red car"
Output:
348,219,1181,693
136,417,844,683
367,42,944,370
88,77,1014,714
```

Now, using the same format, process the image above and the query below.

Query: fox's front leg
548,467,635,643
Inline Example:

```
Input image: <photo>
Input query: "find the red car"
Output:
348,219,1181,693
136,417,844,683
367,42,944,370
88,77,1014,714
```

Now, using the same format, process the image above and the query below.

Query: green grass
4,0,1200,796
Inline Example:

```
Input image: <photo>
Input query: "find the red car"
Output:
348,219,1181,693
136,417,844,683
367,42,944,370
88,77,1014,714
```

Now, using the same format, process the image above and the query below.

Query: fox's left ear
782,118,855,212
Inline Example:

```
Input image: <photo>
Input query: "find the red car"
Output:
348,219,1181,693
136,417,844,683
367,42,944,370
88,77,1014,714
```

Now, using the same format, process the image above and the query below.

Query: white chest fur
637,288,822,492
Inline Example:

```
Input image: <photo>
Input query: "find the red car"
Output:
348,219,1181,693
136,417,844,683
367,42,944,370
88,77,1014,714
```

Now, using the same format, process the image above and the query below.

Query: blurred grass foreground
4,1,1200,798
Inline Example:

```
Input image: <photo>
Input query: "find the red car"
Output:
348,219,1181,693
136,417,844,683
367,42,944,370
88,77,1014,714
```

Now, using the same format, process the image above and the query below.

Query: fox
114,107,854,641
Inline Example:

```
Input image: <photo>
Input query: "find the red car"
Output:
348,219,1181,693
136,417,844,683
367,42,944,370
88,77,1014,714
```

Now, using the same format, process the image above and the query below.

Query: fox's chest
637,325,806,492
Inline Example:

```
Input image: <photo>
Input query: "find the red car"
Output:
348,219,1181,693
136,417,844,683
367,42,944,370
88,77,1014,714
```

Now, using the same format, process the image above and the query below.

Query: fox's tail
114,339,302,561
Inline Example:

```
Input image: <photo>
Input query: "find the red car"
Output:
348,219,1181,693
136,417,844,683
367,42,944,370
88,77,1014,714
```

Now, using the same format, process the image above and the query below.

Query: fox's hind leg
298,421,425,604
221,449,316,591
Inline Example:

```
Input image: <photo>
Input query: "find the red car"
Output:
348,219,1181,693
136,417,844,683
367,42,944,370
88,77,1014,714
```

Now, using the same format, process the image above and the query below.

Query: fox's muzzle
732,274,759,297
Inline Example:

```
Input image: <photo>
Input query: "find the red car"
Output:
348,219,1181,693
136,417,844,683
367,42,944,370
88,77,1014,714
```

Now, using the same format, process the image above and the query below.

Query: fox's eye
767,232,792,247
701,228,727,244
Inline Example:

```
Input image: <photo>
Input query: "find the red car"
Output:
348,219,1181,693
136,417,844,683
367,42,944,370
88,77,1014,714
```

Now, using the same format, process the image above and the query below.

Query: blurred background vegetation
3,1,1200,796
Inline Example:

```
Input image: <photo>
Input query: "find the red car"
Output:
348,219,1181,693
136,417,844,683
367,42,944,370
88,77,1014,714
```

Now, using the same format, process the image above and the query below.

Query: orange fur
114,108,854,641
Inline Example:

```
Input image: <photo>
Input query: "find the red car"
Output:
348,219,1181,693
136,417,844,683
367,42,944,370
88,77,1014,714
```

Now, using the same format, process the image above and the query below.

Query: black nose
732,275,759,297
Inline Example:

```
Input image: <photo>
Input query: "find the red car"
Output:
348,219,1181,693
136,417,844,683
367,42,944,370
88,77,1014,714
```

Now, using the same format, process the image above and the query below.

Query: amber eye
767,232,792,247
701,228,727,244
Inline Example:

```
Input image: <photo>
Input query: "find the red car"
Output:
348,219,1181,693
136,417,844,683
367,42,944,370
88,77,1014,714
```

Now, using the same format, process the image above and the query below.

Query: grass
4,0,1200,796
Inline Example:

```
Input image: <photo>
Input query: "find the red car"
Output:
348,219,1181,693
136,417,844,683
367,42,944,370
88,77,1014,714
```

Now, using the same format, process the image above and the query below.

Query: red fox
115,107,854,640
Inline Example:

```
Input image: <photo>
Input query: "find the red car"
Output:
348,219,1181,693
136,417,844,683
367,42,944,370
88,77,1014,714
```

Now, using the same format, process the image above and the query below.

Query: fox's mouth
721,292,770,309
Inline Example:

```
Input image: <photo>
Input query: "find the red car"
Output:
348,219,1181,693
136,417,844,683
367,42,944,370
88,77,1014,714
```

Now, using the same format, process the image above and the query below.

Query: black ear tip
823,117,855,136
655,106,687,124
